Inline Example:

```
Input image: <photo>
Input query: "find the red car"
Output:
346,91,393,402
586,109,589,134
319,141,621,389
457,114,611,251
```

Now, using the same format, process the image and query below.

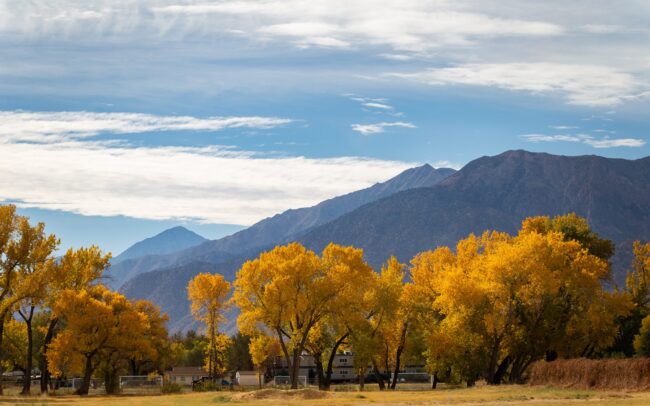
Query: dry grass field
0,386,649,406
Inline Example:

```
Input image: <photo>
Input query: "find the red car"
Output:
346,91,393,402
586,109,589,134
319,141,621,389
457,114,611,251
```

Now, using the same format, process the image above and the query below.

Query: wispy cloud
581,24,625,34
351,122,416,135
151,1,563,52
363,102,393,110
389,63,647,106
0,1,563,52
0,110,414,224
0,111,292,144
521,133,645,148
431,160,463,170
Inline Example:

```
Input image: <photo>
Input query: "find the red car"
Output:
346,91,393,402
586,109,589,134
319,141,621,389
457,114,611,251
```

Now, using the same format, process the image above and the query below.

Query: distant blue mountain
108,226,207,288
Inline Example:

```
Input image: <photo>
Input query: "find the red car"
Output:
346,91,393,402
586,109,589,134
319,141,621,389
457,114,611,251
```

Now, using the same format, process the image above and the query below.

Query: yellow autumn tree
0,205,58,395
412,216,631,386
187,272,231,381
307,243,376,390
348,256,405,390
129,300,170,375
234,242,339,389
47,286,150,395
249,334,281,388
39,246,110,393
626,241,650,310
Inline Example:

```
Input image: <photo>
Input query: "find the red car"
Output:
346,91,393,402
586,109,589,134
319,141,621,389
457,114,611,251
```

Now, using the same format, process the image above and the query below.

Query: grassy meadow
0,386,649,406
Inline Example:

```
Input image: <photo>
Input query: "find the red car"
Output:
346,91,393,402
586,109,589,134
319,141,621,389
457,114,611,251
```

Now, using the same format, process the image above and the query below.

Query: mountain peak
111,226,207,268
158,225,196,236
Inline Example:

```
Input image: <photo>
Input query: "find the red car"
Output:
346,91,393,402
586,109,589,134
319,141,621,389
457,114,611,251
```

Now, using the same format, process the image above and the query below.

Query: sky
1,0,649,255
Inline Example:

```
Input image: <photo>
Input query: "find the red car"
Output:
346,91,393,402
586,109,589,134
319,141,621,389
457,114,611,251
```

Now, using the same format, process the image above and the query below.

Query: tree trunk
431,374,438,389
493,355,511,385
76,355,94,396
103,360,120,395
485,338,502,384
509,356,534,384
40,317,58,394
258,368,263,388
20,306,35,395
323,332,348,390
276,328,292,384
358,367,365,390
129,358,138,376
290,348,302,389
390,322,408,390
372,360,385,390
0,313,6,395
313,352,325,390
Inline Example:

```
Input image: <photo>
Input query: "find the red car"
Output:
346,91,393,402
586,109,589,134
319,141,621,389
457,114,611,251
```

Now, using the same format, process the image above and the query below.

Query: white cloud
1,1,563,52
522,133,645,148
431,160,463,170
0,111,292,144
549,125,579,130
581,24,624,34
379,53,414,61
390,63,646,106
351,121,416,135
0,110,414,225
363,102,393,110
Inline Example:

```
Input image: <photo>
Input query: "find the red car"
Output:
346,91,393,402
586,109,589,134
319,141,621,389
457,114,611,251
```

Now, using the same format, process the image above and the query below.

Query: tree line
0,205,168,395
190,213,650,390
2,203,650,395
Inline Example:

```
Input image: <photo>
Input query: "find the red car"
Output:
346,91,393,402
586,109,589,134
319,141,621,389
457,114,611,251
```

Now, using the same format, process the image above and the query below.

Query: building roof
167,366,208,376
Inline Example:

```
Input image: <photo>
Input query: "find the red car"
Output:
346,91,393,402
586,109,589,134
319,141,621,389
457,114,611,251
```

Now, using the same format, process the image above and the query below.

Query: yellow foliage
411,216,631,384
47,286,150,378
187,272,231,378
626,241,650,310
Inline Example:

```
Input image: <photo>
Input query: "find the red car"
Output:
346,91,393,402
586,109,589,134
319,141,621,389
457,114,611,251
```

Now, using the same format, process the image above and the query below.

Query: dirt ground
1,385,649,406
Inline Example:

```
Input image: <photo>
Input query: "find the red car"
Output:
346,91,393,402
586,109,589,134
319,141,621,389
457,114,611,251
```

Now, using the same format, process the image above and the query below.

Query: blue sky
1,1,649,255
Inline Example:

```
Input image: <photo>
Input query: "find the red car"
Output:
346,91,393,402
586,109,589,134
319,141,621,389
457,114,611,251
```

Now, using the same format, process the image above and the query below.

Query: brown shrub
529,358,650,390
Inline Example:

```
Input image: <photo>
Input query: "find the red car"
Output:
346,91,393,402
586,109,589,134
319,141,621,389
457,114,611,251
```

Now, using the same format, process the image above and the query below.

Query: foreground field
1,386,649,406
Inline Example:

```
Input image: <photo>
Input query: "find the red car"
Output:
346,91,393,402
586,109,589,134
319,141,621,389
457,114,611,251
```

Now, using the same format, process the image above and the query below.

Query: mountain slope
109,164,456,288
173,164,455,260
122,150,650,333
299,150,650,281
121,257,251,333
108,226,207,289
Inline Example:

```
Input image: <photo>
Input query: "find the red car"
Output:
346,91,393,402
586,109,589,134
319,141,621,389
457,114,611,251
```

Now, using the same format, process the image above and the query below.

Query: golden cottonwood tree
348,256,404,390
187,272,231,380
626,241,650,310
129,300,170,375
234,242,340,389
249,334,281,388
0,205,58,395
307,243,376,390
38,246,110,393
412,217,630,385
47,286,150,395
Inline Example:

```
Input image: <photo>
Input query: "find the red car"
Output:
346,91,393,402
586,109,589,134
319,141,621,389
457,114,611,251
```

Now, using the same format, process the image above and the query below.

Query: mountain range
108,164,455,288
115,150,650,333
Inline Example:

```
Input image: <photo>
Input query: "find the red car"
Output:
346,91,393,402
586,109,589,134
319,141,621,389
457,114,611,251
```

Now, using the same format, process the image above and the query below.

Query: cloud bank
0,110,414,225
390,63,646,107
0,1,563,52
522,133,645,148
